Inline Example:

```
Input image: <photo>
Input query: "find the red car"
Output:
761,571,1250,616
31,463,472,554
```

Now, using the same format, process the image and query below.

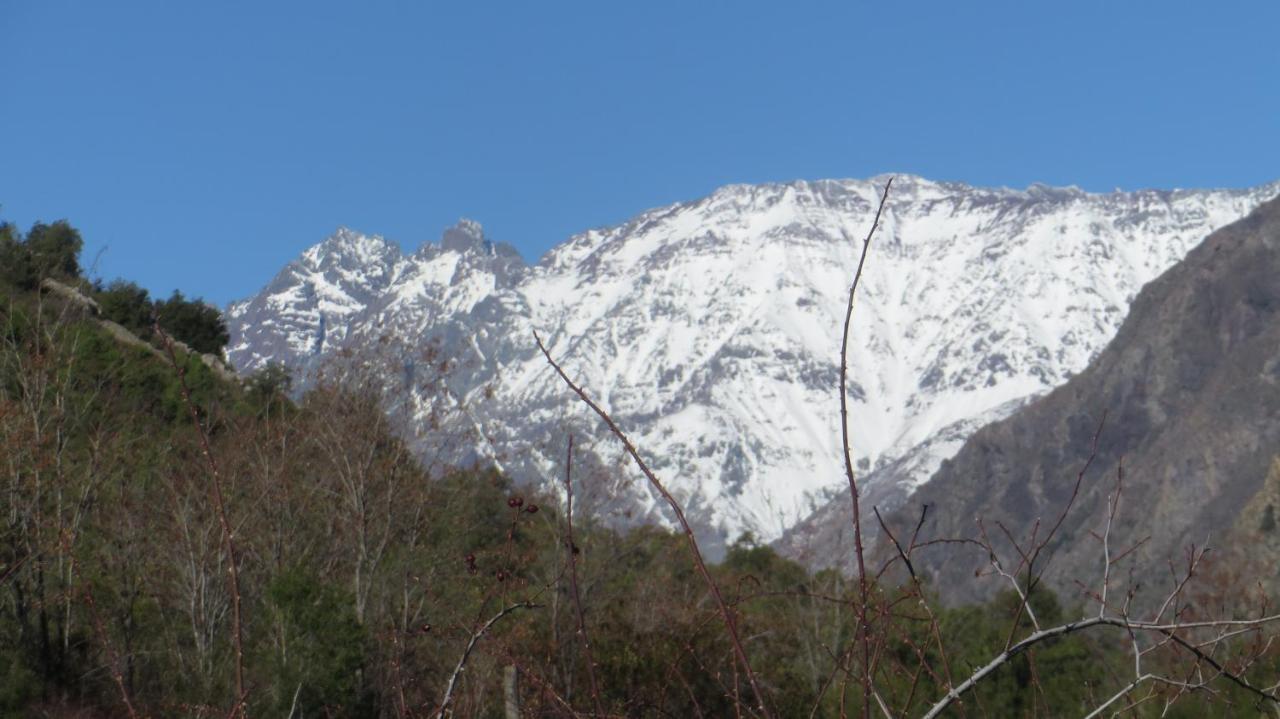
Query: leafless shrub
155,322,247,718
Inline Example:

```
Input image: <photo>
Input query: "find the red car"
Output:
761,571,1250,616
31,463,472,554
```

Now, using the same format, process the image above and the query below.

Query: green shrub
25,220,83,281
95,279,154,338
260,569,374,717
154,290,229,356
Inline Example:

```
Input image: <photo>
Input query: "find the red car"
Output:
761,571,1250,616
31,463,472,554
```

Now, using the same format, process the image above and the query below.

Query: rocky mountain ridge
225,175,1280,552
882,194,1280,602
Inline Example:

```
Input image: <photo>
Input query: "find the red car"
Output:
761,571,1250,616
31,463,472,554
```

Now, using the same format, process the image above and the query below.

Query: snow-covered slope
226,175,1279,550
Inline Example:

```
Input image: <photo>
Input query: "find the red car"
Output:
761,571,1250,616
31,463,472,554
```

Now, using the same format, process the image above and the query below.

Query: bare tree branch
839,177,894,719
435,601,538,718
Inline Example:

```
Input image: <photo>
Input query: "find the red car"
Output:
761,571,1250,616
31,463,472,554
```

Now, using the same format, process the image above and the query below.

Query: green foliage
25,220,83,281
0,223,33,290
245,361,293,413
95,278,154,338
0,646,39,718
155,289,229,355
937,586,1115,717
0,216,228,357
92,280,232,357
723,534,808,587
0,220,84,290
260,569,373,717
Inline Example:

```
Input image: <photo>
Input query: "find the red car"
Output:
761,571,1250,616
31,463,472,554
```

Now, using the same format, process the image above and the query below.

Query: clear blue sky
2,1,1277,305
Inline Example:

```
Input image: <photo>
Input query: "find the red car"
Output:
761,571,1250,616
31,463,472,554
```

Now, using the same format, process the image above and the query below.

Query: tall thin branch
839,177,893,718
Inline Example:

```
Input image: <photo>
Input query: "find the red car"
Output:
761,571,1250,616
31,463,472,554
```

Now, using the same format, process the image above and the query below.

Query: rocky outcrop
40,278,239,385
894,195,1280,602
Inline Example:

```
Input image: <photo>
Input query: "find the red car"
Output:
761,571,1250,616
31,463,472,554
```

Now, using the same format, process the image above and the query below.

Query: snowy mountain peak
436,218,482,253
304,226,402,268
442,216,484,244
226,175,1280,551
416,218,526,265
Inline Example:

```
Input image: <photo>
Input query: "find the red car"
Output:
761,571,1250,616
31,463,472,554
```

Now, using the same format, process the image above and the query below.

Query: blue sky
2,1,1277,305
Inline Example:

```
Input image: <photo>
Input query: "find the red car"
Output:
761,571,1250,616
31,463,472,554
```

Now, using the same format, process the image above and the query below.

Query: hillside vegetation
2,217,1277,717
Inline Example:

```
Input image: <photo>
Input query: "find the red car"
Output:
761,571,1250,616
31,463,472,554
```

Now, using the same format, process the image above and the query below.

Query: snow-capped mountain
226,220,524,373
226,175,1279,552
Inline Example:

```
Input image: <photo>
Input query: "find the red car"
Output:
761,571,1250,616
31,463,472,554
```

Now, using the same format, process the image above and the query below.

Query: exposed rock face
225,176,1278,554
884,196,1280,602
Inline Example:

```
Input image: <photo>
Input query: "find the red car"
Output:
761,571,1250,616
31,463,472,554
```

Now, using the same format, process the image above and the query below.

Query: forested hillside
3,217,1278,717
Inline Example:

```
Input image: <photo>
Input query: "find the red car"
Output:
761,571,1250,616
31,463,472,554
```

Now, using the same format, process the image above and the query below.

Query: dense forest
2,218,1277,717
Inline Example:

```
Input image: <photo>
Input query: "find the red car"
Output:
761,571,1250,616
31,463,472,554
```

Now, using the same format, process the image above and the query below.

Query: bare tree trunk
503,664,520,719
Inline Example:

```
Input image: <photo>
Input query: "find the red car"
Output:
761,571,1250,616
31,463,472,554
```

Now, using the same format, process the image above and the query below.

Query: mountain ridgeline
886,193,1280,601
226,175,1280,556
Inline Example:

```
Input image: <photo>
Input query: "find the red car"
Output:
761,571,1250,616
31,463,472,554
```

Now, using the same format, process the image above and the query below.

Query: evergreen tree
154,290,229,355
0,222,35,289
95,279,154,337
24,220,83,281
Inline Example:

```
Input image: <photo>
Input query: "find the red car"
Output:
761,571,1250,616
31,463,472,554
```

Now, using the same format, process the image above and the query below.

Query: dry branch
838,177,893,718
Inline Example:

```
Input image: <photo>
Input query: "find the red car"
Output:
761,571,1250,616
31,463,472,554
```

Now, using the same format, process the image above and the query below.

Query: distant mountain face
225,176,1279,553
225,220,525,374
875,195,1280,602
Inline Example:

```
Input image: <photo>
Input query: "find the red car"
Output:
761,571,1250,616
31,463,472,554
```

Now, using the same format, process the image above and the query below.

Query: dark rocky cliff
900,194,1280,602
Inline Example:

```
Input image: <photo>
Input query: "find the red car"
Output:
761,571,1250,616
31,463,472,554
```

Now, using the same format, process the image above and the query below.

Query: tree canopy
0,220,83,290
154,289,229,355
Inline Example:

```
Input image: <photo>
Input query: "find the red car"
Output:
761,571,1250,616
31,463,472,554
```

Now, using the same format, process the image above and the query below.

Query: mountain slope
888,194,1280,601
225,175,1279,550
